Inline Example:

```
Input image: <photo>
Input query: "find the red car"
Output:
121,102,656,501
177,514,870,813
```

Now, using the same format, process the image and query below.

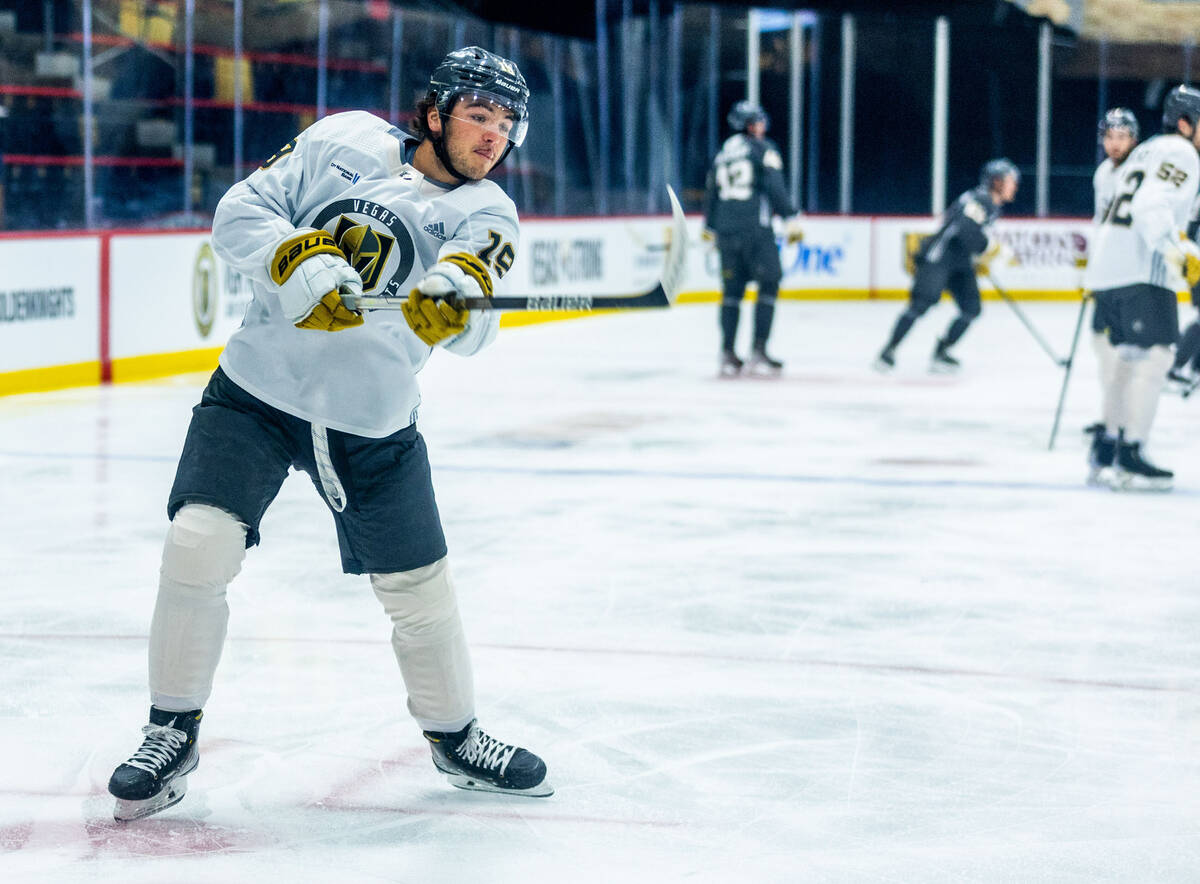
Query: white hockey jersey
211,111,514,437
1091,156,1122,225
1085,132,1200,292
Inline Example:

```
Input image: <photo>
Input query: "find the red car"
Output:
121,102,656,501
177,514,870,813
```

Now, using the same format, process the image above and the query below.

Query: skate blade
871,358,894,374
113,776,189,821
1104,470,1173,493
745,366,782,379
928,362,959,375
718,367,742,379
443,772,554,798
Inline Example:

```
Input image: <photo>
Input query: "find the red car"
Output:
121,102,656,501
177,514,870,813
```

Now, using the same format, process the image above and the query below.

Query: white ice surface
2,300,1199,883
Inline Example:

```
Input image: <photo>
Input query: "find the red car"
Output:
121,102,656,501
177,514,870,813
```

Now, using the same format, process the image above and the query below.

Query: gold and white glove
784,216,805,244
1166,233,1200,289
270,228,364,331
402,252,493,347
974,236,1015,276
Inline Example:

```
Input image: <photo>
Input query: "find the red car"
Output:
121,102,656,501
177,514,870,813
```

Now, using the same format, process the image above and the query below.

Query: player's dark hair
411,92,437,140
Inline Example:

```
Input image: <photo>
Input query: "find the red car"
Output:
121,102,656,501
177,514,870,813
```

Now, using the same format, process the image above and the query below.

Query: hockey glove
1177,235,1200,289
402,252,493,347
974,237,1016,276
784,216,805,245
270,228,364,332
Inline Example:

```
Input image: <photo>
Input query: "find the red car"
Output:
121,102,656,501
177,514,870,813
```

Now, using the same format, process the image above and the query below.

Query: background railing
0,1,1197,230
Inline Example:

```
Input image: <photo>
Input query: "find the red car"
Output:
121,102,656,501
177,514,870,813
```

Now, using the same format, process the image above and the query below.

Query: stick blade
660,185,690,304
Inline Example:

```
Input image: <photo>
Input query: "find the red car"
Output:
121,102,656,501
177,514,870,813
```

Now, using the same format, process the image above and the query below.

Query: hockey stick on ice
1047,292,1089,451
344,185,690,313
984,270,1068,367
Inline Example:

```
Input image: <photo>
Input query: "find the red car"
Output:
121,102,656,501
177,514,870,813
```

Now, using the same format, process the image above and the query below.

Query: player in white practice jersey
107,47,552,823
1083,108,1138,480
1084,85,1200,490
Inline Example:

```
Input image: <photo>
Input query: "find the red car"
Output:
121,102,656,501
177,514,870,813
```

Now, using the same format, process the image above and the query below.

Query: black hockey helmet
1099,107,1139,141
727,100,768,132
429,46,529,147
979,157,1019,189
1163,84,1200,132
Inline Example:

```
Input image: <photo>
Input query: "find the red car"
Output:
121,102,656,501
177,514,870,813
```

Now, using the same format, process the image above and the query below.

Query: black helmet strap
429,98,516,183
430,125,470,184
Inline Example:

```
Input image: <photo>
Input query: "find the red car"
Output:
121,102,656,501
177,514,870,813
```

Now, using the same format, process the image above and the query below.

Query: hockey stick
1047,293,1089,450
344,185,690,313
984,270,1068,367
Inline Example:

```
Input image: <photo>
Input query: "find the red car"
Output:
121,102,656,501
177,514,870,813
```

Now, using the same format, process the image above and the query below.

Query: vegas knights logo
333,217,394,291
311,198,417,296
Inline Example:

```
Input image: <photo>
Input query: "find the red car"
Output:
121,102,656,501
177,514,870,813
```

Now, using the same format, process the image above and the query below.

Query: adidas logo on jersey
423,221,447,240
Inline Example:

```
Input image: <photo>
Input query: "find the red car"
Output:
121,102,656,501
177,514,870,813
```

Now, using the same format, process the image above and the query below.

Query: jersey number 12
715,158,754,202
1101,170,1144,228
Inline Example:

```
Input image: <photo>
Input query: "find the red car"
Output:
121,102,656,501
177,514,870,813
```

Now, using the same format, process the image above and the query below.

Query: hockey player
1084,108,1139,477
1084,84,1200,490
1165,195,1200,395
702,100,803,377
106,46,552,822
875,159,1019,373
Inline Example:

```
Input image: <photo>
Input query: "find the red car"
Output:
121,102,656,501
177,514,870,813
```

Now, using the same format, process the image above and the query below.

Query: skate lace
455,725,516,776
124,725,188,774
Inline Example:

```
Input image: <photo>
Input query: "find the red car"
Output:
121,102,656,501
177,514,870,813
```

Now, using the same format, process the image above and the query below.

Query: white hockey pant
370,558,475,734
1092,331,1119,431
149,504,247,712
1110,343,1173,444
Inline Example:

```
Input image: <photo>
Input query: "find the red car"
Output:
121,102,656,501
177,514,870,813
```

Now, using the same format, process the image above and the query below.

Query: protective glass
442,91,529,147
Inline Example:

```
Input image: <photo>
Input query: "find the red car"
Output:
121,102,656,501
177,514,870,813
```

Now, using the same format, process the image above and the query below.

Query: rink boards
0,215,1099,395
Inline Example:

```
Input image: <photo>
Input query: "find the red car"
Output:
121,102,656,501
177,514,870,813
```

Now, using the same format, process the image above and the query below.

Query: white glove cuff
277,254,362,322
417,261,484,300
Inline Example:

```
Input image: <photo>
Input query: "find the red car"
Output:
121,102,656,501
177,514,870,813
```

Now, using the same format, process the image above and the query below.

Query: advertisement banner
0,236,100,375
0,215,1114,396
871,217,1093,298
109,233,253,379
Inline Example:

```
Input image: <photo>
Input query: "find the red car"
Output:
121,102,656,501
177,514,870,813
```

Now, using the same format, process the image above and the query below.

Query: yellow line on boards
0,361,101,396
110,348,224,383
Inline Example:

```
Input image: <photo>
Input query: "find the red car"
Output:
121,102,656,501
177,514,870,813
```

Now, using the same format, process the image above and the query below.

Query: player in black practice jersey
703,100,803,377
875,159,1019,373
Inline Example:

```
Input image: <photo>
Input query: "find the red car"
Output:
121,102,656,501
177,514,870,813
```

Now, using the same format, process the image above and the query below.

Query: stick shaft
346,286,670,313
1048,294,1089,450
987,271,1063,364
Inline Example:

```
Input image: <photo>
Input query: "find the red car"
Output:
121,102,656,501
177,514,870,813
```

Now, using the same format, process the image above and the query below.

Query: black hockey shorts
1091,289,1112,334
1092,283,1179,349
908,261,981,319
168,367,448,575
716,228,783,301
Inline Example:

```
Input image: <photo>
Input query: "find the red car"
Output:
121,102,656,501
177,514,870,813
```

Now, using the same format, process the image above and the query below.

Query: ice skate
929,340,960,374
719,349,744,378
1107,441,1173,492
745,346,783,378
108,707,202,821
424,719,552,797
873,347,896,373
1166,366,1200,398
1086,430,1117,487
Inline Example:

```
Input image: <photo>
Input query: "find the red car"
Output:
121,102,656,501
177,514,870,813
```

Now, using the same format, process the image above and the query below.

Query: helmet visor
443,91,529,147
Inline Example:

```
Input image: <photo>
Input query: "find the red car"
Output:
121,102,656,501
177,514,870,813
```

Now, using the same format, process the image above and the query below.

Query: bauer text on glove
269,228,364,331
